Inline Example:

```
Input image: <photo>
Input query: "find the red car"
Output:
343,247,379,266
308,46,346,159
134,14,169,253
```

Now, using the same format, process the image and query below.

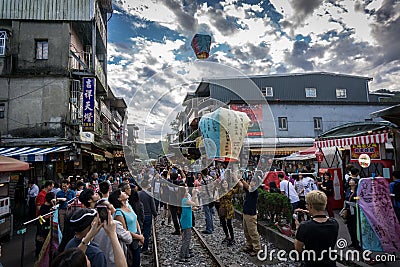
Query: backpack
394,181,400,202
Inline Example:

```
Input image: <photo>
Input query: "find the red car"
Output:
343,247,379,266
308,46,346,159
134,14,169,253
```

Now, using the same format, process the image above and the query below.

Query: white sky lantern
199,107,250,161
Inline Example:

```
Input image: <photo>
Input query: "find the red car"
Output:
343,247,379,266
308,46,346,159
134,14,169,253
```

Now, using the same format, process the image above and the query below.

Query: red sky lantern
191,34,211,59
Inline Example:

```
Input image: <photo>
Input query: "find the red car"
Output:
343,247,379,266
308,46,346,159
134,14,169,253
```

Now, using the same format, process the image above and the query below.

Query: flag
34,209,62,267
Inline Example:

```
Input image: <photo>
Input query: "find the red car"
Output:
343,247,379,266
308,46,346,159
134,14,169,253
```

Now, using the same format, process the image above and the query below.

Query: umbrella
0,155,30,172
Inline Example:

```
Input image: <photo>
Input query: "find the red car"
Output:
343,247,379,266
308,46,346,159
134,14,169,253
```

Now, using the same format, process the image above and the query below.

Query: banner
82,77,96,132
357,178,400,252
230,104,263,137
351,143,380,160
34,209,62,267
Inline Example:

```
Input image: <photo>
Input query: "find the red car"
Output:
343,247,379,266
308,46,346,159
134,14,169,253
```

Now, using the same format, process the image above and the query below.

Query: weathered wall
0,76,69,137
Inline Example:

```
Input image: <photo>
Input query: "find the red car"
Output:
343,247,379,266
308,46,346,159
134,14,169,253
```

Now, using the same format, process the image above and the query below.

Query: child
178,186,198,263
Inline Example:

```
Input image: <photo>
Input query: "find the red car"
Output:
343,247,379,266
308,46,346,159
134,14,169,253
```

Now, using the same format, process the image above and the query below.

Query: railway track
152,220,224,266
149,208,298,266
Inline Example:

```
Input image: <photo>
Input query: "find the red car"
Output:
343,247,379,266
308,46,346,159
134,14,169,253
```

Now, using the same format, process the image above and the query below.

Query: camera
97,205,108,223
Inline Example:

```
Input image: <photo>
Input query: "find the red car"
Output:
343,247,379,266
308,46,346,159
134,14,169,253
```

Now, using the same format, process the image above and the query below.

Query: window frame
262,86,273,97
0,30,6,56
336,88,347,99
305,87,317,98
35,39,49,60
313,117,322,130
0,103,5,119
278,117,288,131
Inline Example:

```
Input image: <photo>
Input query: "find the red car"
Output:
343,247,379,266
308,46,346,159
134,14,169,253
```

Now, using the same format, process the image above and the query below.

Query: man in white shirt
27,180,39,219
278,173,300,212
301,171,318,196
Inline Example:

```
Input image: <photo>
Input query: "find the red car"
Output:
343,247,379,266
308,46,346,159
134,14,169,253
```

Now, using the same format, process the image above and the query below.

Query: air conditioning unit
70,98,77,104
71,119,80,125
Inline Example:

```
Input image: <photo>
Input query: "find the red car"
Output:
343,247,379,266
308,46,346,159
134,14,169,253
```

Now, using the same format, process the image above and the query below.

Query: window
262,87,273,97
278,117,287,130
0,103,5,119
314,117,322,130
0,31,6,56
36,40,48,59
336,88,347,98
305,87,317,98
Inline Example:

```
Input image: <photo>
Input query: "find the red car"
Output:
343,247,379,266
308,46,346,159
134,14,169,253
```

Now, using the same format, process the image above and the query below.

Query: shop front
0,155,30,239
314,122,396,208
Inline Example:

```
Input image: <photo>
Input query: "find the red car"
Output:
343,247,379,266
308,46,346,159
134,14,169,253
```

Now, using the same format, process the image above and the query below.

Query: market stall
0,155,30,239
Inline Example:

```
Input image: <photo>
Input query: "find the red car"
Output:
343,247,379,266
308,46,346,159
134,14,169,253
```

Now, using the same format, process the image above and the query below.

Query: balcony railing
70,51,91,72
112,111,122,126
100,101,112,121
95,56,107,93
95,2,107,46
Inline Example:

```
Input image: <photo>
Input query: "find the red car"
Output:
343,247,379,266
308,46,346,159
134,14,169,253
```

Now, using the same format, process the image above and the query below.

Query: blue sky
107,0,400,142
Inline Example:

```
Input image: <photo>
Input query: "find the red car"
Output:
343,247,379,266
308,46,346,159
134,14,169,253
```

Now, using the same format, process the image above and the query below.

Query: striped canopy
0,146,69,161
314,133,388,148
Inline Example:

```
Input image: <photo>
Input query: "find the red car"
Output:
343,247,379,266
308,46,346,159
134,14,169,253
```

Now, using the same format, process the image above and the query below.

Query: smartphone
97,205,108,223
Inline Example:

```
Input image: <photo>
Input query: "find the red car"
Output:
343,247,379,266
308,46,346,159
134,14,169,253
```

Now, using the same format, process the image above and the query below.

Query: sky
107,0,400,143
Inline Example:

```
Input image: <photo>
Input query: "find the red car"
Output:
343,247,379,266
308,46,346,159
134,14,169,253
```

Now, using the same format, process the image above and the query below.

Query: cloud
289,0,324,25
107,0,400,142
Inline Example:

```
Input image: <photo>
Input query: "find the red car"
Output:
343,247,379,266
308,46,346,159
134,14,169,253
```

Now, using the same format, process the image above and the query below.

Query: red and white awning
314,133,389,148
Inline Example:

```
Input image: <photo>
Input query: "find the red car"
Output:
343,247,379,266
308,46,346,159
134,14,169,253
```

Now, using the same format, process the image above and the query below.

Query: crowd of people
26,163,263,266
26,161,400,267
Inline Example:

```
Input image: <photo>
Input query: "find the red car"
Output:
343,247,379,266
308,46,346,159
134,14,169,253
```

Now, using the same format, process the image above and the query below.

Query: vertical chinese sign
82,77,96,132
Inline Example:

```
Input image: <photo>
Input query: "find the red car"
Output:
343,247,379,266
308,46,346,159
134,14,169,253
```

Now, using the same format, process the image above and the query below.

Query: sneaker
201,230,212,234
241,246,252,253
221,237,230,244
171,231,181,235
178,258,190,263
227,239,235,247
142,250,152,255
186,253,195,258
249,250,258,257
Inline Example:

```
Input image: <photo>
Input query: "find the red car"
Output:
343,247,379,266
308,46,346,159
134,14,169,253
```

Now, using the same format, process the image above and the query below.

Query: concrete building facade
0,0,127,179
177,72,393,167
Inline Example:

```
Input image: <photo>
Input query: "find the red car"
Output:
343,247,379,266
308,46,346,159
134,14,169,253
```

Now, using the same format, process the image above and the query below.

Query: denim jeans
132,246,141,267
179,228,192,259
203,204,213,233
142,215,152,251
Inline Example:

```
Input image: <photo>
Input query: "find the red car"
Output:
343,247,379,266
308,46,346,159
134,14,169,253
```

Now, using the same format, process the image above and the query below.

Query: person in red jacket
35,180,54,216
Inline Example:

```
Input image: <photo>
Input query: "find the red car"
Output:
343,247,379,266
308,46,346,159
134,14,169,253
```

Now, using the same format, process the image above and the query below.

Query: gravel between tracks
150,207,299,267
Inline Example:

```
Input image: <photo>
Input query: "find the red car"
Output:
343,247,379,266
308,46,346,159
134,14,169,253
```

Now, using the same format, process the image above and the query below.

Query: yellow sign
351,143,380,160
56,161,64,173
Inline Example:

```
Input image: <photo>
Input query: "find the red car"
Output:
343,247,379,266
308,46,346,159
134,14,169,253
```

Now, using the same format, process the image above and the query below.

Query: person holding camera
65,208,107,267
93,200,132,267
294,190,339,267
240,177,261,257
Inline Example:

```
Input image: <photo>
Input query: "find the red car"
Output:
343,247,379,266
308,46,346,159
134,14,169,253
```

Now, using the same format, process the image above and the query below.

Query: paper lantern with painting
199,107,250,161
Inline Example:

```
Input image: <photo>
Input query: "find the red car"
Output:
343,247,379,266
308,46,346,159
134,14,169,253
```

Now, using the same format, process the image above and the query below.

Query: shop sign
351,143,380,160
358,154,371,168
230,104,263,137
82,77,96,132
